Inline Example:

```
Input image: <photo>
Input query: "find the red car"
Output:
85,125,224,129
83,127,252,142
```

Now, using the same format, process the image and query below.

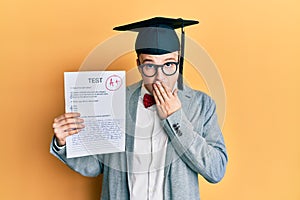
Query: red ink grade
105,75,122,91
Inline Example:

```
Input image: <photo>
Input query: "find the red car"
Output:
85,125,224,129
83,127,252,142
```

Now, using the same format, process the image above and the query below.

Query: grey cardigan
50,81,228,200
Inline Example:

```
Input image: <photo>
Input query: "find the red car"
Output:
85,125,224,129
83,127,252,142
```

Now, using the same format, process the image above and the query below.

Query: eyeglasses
139,62,179,77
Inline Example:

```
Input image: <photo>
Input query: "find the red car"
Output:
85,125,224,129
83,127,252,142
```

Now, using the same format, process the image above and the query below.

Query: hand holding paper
52,112,85,146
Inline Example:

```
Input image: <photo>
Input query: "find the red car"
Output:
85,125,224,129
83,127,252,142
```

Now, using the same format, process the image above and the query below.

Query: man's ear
136,58,140,66
136,58,142,74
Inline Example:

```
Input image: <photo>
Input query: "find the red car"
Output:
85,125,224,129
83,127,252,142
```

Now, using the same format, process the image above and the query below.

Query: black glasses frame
138,61,179,77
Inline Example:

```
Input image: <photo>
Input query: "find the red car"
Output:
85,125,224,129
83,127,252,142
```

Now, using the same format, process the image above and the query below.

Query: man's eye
164,62,175,67
145,64,155,68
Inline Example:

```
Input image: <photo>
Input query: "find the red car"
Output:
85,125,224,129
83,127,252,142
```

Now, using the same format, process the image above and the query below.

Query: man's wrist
53,137,66,151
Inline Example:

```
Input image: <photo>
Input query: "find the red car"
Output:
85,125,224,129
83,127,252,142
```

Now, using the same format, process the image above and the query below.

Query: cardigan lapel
163,85,193,177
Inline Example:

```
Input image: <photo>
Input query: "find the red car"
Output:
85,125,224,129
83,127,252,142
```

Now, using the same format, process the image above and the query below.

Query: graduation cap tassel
178,19,185,90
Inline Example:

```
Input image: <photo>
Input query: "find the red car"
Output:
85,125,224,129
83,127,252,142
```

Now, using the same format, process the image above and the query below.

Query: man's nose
155,66,165,80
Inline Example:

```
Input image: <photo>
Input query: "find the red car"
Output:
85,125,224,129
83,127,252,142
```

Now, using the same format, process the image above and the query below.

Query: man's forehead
139,51,179,59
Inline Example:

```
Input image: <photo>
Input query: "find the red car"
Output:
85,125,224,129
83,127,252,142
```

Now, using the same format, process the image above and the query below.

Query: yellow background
1,0,299,199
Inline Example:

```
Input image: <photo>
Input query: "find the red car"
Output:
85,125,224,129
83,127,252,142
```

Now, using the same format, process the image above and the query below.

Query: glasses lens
142,64,156,77
162,62,178,75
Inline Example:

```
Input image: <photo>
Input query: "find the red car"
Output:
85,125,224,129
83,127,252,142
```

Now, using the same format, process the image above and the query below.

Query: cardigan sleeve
162,94,228,183
50,137,103,177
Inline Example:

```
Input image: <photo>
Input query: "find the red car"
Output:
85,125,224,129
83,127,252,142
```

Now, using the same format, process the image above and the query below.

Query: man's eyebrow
141,56,178,63
141,58,155,63
164,57,178,62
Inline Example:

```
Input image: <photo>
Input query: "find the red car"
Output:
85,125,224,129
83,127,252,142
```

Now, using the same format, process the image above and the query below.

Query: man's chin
144,83,154,94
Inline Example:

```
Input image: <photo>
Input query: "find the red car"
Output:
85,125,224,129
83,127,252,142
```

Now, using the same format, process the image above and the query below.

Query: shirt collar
140,84,151,97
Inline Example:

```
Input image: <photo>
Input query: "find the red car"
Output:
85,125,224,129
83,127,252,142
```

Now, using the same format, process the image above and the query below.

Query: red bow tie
143,93,156,108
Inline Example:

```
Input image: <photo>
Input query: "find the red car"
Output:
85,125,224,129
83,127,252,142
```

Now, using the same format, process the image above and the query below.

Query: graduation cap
113,17,199,90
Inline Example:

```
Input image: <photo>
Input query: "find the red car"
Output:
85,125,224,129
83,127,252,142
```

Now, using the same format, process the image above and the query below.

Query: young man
51,17,228,200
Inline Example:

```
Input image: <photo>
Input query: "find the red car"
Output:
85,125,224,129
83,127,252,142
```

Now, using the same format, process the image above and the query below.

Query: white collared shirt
128,85,168,200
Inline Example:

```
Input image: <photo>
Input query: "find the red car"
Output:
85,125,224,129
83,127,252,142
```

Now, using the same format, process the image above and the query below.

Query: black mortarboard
113,17,199,90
